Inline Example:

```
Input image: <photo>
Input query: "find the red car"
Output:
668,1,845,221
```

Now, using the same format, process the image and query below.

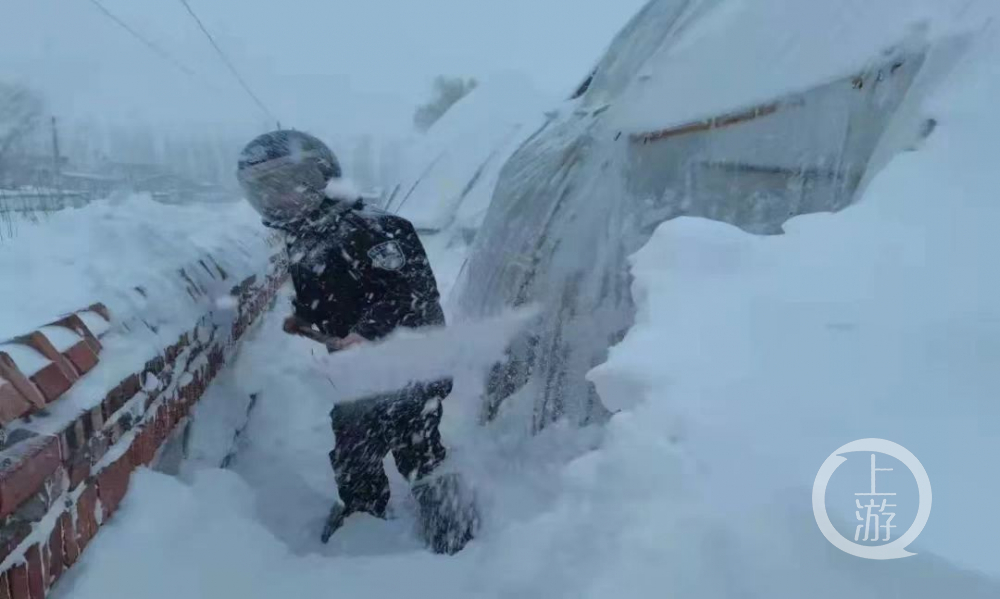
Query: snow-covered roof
393,75,554,232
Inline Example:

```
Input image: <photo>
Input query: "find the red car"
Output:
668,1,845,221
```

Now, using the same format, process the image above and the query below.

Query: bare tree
0,82,44,182
0,83,45,238
413,76,478,133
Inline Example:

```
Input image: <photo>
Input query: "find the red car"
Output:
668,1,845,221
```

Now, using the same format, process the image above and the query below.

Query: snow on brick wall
0,195,287,599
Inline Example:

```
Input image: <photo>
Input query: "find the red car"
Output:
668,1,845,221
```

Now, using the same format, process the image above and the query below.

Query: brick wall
0,244,287,599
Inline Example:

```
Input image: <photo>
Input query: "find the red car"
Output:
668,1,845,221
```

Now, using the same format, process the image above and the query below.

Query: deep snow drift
452,0,979,431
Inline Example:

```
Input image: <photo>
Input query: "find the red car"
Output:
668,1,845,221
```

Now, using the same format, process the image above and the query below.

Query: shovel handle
285,317,340,352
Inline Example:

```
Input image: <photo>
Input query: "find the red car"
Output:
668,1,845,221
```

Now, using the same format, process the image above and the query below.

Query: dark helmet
236,130,342,223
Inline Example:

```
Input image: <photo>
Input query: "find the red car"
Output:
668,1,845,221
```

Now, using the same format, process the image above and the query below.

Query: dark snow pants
329,379,452,518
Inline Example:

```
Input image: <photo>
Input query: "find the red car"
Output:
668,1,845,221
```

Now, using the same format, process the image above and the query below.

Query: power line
175,0,279,125
85,0,204,83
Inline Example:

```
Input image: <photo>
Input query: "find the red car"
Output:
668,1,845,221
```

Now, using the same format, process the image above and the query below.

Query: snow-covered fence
0,206,287,598
0,190,92,213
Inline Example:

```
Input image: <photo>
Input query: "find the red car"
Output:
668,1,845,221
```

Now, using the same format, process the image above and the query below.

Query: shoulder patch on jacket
368,240,407,271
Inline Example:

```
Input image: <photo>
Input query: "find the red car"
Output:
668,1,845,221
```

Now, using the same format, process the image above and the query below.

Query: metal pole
51,116,63,208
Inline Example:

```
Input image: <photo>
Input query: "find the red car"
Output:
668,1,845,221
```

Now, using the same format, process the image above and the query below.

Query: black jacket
279,199,445,340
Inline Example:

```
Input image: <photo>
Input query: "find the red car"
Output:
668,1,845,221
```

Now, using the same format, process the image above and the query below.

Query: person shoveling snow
236,130,476,554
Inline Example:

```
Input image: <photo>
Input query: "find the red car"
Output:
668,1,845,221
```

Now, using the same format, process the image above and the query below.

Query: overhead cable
86,0,204,83
176,0,279,124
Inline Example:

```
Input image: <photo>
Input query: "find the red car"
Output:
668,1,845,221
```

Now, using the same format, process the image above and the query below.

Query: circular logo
812,439,932,560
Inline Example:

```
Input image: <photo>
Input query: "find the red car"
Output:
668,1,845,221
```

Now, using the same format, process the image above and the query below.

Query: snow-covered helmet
236,130,342,224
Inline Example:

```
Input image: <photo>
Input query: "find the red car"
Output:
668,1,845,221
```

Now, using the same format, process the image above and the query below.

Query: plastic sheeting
454,0,931,430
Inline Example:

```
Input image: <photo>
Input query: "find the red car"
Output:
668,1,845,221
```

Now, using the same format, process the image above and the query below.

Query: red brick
74,486,98,552
119,374,141,404
0,381,32,427
58,423,81,461
59,513,78,568
86,303,111,322
8,563,28,599
185,381,198,403
167,404,181,432
68,419,87,458
16,333,77,384
0,571,12,599
0,521,31,564
63,341,99,376
104,374,140,416
0,436,62,520
56,432,69,464
165,334,190,364
29,364,73,404
127,427,156,468
77,412,94,443
89,405,105,435
49,314,102,354
103,419,124,447
168,402,182,429
40,545,49,593
142,418,160,466
0,356,45,412
24,545,42,599
38,468,67,516
159,404,174,437
46,517,64,586
148,414,164,453
96,455,132,520
88,435,110,468
67,456,90,490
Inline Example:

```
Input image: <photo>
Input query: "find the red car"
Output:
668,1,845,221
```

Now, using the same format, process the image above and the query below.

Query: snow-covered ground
55,283,605,599
55,96,1000,592
54,197,1000,599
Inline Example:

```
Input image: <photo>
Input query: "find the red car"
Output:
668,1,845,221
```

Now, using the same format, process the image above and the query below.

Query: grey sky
1,0,646,141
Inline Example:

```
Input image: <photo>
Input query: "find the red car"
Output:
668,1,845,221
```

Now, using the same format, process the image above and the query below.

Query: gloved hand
328,333,368,351
283,314,368,352
283,315,308,334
